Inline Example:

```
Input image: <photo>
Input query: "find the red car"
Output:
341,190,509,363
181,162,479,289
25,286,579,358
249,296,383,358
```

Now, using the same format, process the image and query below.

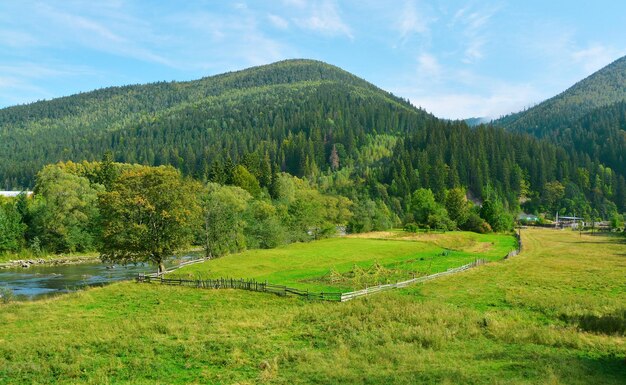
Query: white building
0,191,33,198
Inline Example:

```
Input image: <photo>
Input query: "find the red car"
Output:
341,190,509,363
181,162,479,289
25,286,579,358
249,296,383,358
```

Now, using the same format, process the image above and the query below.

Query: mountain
496,55,626,133
0,59,623,215
464,117,490,127
495,55,626,183
0,59,432,188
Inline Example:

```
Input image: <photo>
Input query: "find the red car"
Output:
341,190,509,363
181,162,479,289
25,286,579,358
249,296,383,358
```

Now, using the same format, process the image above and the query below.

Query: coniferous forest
1,59,625,257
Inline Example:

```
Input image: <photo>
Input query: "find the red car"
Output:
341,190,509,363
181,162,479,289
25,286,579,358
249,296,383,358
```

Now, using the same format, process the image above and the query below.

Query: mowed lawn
0,228,624,384
173,231,517,292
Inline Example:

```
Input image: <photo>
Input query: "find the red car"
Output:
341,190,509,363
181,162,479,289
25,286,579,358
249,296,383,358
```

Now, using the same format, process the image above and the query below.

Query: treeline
0,159,505,264
378,124,625,220
497,55,626,133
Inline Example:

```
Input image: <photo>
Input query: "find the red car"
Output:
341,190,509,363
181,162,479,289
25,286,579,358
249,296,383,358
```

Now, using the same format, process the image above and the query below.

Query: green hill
495,56,626,177
496,55,626,133
0,59,431,188
1,59,624,214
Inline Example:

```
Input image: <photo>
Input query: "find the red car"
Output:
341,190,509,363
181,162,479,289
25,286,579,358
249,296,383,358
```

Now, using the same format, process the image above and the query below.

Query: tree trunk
158,261,166,275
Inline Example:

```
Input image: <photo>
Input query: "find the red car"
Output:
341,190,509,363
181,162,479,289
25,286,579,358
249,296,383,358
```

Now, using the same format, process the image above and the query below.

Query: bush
0,287,14,304
404,223,419,233
427,212,455,232
462,212,491,233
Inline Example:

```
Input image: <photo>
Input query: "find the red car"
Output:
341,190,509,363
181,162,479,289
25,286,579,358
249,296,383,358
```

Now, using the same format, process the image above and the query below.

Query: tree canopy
98,166,201,273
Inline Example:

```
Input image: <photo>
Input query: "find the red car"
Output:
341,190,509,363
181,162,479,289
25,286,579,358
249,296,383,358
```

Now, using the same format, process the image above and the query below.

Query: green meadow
173,231,516,292
0,229,624,384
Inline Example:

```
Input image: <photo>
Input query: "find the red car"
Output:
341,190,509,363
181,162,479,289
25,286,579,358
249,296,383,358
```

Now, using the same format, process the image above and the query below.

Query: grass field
172,231,516,292
0,229,624,384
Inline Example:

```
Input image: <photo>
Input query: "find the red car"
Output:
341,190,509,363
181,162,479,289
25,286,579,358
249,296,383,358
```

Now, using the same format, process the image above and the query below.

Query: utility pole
555,211,559,229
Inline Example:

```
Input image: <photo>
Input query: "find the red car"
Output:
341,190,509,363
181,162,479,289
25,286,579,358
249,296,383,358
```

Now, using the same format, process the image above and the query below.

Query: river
0,255,199,301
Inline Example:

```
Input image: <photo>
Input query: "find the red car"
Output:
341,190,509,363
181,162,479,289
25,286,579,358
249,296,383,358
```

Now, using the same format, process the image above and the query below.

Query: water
0,255,199,301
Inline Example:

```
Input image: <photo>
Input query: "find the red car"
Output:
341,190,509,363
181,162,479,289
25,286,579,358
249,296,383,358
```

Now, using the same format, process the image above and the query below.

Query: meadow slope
172,231,516,292
0,229,624,384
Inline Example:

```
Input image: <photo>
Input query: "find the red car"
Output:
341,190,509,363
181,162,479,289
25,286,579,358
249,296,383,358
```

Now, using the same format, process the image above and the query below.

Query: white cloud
0,30,38,47
0,63,96,79
30,3,176,67
417,53,441,77
398,0,430,39
295,0,353,39
268,13,289,29
394,64,545,120
406,84,543,120
571,44,624,74
282,0,307,8
170,11,291,70
450,5,499,64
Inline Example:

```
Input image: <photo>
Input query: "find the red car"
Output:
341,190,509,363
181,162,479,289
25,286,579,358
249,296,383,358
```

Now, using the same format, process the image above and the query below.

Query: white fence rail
340,259,487,302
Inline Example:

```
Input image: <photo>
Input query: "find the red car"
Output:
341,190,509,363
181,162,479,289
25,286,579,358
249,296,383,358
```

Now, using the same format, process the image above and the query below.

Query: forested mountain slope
0,59,428,188
1,59,624,216
496,55,626,134
494,55,626,197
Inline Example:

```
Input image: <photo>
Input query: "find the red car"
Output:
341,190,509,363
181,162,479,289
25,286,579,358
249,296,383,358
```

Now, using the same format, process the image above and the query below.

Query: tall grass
0,229,623,384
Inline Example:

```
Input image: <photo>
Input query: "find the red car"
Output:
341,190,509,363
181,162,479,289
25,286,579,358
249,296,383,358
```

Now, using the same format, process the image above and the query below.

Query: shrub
404,223,419,233
0,287,14,304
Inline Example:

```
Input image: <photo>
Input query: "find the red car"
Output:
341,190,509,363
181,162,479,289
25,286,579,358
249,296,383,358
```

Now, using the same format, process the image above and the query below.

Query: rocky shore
0,256,100,269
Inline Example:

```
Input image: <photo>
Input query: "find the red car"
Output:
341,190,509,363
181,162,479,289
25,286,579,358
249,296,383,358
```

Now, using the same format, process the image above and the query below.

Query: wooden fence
138,234,522,301
137,258,488,302
147,258,208,278
505,232,522,259
136,275,342,301
339,259,487,301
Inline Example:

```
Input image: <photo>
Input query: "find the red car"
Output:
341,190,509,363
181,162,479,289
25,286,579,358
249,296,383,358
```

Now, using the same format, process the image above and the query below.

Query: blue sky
1,1,625,119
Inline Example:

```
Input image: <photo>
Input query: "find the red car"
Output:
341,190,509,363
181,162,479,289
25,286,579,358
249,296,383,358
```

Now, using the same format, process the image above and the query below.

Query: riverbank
0,246,204,269
0,254,100,269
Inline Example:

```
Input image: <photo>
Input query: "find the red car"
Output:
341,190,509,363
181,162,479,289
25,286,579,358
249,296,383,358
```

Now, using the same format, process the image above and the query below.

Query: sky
1,0,625,120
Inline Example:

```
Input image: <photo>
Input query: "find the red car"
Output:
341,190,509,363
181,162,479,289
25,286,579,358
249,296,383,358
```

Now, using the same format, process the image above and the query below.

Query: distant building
517,213,539,222
594,221,611,230
0,191,33,198
555,214,584,229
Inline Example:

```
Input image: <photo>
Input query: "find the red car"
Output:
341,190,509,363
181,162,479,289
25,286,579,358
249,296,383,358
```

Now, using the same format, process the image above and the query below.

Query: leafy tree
542,181,566,214
270,173,296,202
348,199,394,233
98,166,201,273
32,165,102,253
462,210,492,233
609,213,624,230
286,189,327,241
96,151,118,190
410,188,453,229
244,200,285,249
201,183,250,258
427,211,455,232
231,165,261,197
480,199,513,232
0,199,25,253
